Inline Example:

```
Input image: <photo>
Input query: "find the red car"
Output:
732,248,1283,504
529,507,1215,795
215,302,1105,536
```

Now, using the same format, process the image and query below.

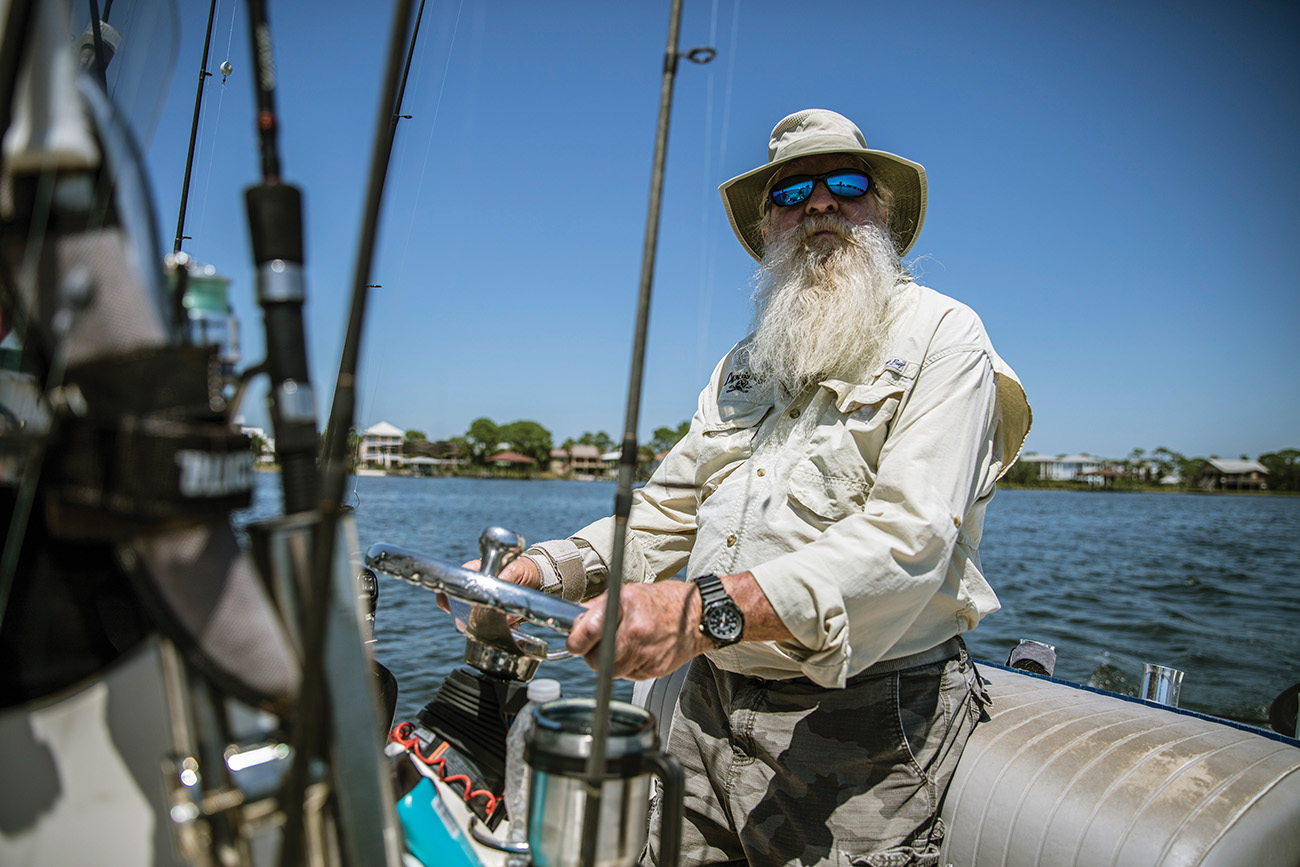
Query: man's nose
804,180,839,214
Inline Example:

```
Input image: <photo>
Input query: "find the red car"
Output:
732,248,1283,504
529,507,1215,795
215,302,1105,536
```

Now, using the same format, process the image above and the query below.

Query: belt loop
957,635,993,709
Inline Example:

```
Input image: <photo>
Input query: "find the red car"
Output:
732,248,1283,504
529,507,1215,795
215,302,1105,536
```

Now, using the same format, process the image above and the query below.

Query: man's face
760,154,886,247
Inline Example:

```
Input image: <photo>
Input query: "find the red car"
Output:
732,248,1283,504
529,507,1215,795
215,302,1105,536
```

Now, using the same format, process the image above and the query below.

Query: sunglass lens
770,177,813,207
826,171,870,197
769,170,871,207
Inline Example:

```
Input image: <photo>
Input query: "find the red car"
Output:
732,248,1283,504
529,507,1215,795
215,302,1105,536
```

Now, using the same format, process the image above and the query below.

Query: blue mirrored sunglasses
768,169,871,208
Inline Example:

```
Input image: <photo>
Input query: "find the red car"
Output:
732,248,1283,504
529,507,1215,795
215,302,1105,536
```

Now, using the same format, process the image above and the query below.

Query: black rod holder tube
580,0,692,864
172,0,216,255
242,0,317,516
245,182,318,515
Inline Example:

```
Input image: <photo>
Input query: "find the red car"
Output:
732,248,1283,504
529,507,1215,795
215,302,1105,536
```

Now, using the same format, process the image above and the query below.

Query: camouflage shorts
644,640,985,867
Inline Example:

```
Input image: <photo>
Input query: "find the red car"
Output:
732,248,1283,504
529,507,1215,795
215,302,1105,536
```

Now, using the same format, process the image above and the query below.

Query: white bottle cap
527,677,561,703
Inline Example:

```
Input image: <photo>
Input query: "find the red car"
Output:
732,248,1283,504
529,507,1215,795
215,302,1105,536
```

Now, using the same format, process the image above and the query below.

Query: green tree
1259,449,1300,492
1126,448,1148,482
431,440,462,459
577,431,615,453
1151,446,1183,483
249,432,272,462
1178,456,1207,489
650,420,691,454
1002,455,1039,486
447,437,472,463
499,420,554,464
403,429,434,459
466,417,501,464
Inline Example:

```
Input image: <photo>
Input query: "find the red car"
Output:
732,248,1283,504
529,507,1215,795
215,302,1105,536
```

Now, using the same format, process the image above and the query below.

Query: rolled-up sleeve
529,379,721,598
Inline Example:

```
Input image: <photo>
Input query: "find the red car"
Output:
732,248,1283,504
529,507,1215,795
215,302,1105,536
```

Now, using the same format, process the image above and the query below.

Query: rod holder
1140,663,1184,707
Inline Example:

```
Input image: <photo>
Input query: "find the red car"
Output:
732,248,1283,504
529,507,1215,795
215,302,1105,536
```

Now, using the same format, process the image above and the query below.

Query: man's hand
566,571,794,681
459,556,542,590
566,581,712,681
441,555,543,612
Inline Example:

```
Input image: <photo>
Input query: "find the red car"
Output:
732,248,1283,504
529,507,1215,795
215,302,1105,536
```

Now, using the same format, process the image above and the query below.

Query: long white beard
746,216,904,392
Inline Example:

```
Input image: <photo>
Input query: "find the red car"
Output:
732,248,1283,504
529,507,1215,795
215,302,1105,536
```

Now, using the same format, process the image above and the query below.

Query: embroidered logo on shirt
883,357,908,375
724,370,756,394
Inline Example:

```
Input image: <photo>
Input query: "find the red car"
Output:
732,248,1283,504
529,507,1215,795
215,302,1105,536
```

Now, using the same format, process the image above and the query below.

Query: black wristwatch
693,573,744,648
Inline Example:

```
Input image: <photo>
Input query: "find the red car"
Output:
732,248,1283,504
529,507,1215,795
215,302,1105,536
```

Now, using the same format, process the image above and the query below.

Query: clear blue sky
139,0,1299,461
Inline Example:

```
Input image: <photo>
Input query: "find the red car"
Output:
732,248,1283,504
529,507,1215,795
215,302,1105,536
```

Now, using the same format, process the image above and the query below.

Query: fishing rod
166,0,217,339
171,0,216,257
579,1,714,864
269,0,422,863
318,0,425,476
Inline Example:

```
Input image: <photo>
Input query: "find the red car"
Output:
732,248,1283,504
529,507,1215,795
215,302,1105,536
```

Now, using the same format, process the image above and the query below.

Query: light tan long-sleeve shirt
529,282,1030,688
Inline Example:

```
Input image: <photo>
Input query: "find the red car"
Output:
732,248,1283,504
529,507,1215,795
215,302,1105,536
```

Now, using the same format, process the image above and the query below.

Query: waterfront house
360,421,405,469
549,444,607,478
1017,453,1109,485
487,450,537,475
1197,459,1268,491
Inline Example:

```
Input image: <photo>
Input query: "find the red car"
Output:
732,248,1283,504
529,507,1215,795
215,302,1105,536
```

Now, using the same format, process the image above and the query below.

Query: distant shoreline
252,466,1295,496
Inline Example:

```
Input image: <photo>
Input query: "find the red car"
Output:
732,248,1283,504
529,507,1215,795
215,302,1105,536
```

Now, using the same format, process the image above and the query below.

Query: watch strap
693,573,743,648
694,572,729,608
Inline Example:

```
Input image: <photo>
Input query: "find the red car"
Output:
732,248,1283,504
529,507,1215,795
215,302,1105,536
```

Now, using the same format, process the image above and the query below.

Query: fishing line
360,0,462,444
695,0,741,388
192,81,224,242
694,0,722,390
222,0,237,60
404,0,466,249
193,0,237,241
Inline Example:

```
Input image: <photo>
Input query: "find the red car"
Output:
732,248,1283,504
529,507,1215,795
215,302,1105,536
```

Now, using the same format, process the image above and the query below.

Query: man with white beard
499,109,1031,866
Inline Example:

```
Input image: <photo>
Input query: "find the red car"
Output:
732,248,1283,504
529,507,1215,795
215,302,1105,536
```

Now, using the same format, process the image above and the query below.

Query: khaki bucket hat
719,109,928,261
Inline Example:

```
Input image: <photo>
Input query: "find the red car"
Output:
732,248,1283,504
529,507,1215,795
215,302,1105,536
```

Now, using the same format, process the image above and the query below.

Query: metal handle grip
365,542,585,634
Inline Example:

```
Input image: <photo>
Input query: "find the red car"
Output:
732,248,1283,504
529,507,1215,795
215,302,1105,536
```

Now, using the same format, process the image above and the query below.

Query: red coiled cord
389,722,499,815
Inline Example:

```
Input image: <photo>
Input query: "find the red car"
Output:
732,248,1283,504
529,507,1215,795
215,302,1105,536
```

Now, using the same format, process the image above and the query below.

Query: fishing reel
366,527,583,682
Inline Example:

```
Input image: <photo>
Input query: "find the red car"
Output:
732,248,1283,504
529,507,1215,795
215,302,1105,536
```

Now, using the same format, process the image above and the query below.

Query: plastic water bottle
504,677,561,865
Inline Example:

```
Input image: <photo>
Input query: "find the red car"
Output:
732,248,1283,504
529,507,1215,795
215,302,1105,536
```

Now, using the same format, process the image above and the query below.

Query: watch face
706,604,743,642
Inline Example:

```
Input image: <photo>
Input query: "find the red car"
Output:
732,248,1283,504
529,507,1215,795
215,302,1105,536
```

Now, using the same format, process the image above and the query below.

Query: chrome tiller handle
364,541,585,634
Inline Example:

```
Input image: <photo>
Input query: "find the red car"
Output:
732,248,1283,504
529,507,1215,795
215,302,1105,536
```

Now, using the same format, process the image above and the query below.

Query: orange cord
389,722,500,814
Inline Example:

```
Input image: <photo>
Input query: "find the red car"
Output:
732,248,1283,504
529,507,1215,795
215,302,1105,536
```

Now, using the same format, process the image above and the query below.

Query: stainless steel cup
526,699,682,867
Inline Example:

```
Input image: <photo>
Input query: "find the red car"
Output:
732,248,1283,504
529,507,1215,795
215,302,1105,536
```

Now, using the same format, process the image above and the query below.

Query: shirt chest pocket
785,382,907,527
698,402,771,504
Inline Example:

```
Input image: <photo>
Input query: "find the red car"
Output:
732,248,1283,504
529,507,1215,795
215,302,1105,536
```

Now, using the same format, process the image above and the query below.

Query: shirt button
788,408,800,419
756,468,766,477
726,534,737,547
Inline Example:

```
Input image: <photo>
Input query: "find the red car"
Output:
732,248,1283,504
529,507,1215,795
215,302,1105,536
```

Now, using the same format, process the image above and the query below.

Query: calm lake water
237,475,1300,728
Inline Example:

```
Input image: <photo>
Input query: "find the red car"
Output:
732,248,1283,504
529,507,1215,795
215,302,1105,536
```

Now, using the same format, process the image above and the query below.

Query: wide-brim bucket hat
719,109,927,261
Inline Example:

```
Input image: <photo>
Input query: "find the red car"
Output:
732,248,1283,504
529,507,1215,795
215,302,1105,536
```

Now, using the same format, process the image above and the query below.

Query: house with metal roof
1197,458,1268,491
